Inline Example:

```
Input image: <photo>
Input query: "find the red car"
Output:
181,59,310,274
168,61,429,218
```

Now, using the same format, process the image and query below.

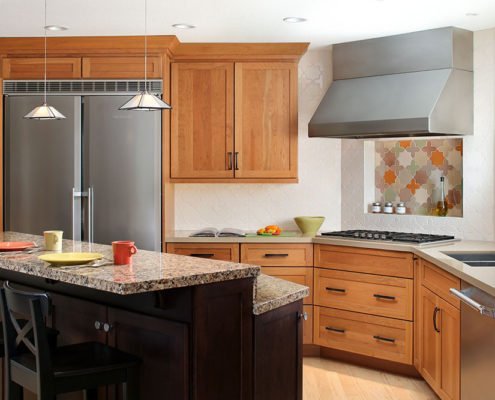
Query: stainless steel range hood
309,27,473,139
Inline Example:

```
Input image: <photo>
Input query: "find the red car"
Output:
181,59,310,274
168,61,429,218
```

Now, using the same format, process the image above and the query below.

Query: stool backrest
0,281,52,371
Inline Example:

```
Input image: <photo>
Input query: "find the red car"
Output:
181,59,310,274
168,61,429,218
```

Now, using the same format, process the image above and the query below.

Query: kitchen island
0,232,308,400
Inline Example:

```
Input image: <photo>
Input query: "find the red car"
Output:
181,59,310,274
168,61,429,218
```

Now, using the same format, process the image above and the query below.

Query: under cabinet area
170,60,300,183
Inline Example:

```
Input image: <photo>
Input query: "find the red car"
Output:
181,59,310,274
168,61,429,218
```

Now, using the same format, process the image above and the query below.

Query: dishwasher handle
450,288,489,315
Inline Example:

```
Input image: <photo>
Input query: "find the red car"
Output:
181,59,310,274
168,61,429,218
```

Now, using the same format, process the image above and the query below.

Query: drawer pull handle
373,294,396,301
263,253,289,258
325,326,345,334
326,287,346,294
190,253,215,258
373,335,396,343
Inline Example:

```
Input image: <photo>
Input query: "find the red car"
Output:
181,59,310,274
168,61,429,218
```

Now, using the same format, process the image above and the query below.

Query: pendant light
24,0,66,120
119,0,171,111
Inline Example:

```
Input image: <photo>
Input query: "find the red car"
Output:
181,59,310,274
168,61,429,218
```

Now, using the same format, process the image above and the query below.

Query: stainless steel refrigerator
4,90,162,251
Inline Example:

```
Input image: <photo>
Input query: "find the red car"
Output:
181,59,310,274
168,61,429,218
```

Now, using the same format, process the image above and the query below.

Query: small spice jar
396,202,406,215
383,202,394,214
371,202,382,213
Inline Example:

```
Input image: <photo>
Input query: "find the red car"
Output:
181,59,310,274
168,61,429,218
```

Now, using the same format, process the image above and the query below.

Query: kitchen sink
443,252,495,267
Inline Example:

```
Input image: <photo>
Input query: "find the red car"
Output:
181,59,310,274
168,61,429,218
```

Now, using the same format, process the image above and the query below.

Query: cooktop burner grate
320,230,455,244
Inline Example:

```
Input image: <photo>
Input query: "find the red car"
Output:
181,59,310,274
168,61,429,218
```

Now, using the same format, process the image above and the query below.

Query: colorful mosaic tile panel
375,139,463,217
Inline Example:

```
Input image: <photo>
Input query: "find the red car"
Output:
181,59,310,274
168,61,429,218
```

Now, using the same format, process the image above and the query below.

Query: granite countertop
253,274,309,315
165,230,314,243
0,232,260,296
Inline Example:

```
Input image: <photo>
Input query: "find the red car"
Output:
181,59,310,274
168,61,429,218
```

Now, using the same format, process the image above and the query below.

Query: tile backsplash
375,139,463,217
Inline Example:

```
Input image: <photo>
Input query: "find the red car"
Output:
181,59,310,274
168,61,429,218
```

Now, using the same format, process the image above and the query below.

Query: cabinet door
254,301,303,400
171,62,234,179
2,57,81,79
50,294,108,400
438,297,460,400
82,56,161,79
234,62,298,180
420,286,441,390
107,307,189,400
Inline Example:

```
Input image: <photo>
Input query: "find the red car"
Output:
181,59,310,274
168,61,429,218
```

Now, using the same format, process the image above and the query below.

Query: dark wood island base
0,269,303,400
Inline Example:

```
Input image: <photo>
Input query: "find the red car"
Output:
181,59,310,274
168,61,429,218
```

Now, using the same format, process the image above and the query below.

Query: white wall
341,29,495,241
174,47,341,232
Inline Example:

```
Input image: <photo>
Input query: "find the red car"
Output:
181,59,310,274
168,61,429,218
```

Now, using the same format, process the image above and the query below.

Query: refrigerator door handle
72,189,88,241
88,187,94,243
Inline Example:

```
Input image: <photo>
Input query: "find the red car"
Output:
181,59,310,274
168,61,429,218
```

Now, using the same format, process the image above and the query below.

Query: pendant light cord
44,0,48,104
144,0,148,90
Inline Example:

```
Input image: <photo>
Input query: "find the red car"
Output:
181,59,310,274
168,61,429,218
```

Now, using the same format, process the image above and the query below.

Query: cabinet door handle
325,326,345,334
234,152,239,170
298,312,308,321
227,152,233,170
190,253,214,258
94,321,103,331
264,253,289,258
103,323,113,333
326,287,346,294
373,335,396,343
373,294,396,301
433,307,441,333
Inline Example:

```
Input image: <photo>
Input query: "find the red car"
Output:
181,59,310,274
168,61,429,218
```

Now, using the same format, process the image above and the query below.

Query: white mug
44,230,63,251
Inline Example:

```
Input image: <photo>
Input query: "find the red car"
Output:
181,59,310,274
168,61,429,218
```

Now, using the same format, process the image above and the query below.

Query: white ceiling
1,0,495,48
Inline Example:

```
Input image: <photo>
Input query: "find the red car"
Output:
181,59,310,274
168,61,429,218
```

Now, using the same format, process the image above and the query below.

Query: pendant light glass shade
119,0,171,111
25,0,66,121
119,91,172,111
24,103,66,120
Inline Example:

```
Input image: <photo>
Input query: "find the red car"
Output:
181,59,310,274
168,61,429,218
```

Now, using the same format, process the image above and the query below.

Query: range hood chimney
309,27,473,139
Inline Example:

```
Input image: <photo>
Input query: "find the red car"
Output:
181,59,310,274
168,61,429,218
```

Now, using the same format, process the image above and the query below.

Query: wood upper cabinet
170,62,234,178
82,56,162,79
2,57,81,79
170,61,299,183
234,62,298,179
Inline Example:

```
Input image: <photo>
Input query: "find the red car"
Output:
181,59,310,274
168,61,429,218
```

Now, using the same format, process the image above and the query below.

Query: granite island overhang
0,232,308,400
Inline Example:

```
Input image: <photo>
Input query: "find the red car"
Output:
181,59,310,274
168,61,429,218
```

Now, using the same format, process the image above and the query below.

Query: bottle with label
435,176,448,217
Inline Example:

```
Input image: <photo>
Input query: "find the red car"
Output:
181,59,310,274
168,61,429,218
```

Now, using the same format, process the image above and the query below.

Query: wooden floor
303,357,438,400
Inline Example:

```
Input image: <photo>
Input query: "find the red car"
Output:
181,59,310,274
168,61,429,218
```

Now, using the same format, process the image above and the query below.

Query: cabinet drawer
241,244,313,266
82,56,162,79
314,306,413,365
166,243,239,262
261,267,313,304
303,305,313,345
315,244,413,278
314,268,413,320
420,259,460,309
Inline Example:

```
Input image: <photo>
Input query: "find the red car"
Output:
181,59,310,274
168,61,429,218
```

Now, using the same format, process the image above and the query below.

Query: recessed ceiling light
172,23,196,29
44,25,68,31
465,12,479,17
283,17,307,23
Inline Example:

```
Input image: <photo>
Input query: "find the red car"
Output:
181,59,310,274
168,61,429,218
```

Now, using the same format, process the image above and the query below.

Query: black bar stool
0,282,141,400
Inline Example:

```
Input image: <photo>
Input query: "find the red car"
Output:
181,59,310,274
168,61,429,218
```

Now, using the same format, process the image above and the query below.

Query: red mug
112,241,138,265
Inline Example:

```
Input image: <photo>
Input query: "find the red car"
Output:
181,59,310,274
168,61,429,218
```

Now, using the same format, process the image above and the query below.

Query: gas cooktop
320,230,456,245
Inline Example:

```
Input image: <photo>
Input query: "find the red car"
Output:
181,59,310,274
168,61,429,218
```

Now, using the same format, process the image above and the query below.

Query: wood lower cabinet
107,308,189,400
254,300,303,400
314,306,413,365
314,268,413,320
234,62,298,180
417,266,460,400
171,62,234,179
241,244,313,267
2,57,82,79
82,56,162,79
166,242,240,262
261,267,313,305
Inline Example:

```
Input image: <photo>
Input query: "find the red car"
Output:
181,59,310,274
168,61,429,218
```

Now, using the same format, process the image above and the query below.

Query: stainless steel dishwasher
450,283,495,400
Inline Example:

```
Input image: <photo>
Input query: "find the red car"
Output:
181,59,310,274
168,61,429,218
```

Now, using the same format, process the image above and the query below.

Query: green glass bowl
294,216,325,236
